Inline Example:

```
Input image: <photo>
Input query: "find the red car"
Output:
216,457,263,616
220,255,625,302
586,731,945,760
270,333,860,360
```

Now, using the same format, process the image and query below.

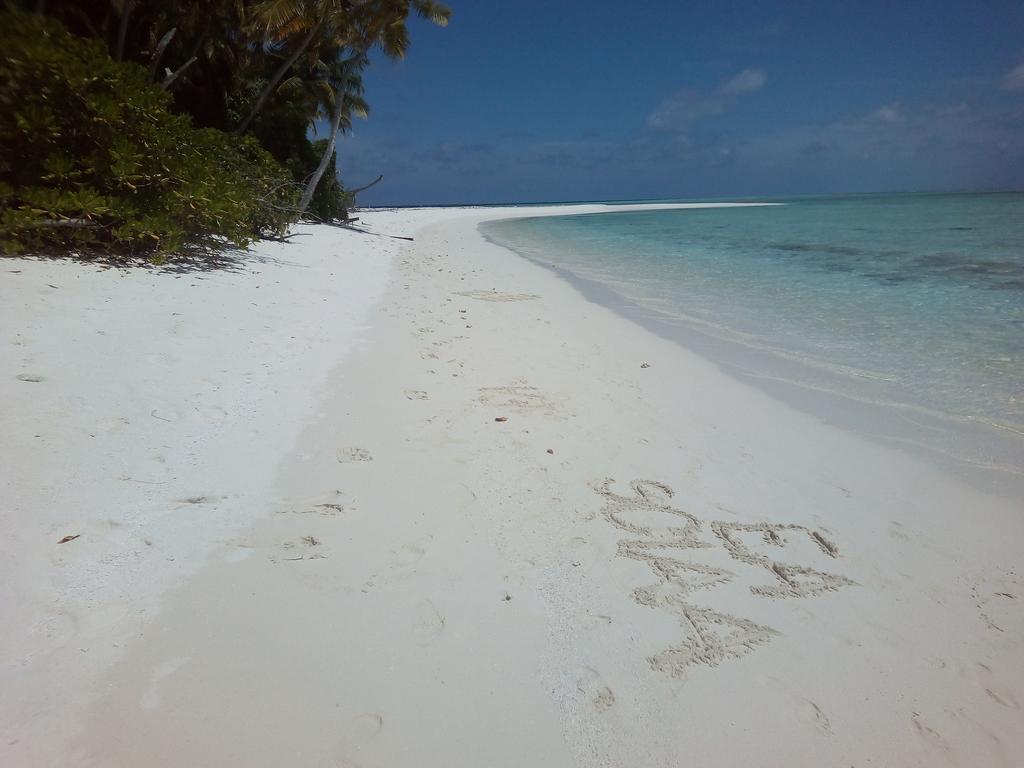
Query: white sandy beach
2,203,1022,767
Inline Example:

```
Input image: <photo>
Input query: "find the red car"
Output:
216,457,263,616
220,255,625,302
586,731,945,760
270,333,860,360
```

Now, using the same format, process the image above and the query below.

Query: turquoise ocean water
481,193,1024,485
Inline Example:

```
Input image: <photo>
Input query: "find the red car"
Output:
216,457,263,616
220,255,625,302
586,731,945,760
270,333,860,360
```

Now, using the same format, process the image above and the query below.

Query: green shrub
0,11,298,258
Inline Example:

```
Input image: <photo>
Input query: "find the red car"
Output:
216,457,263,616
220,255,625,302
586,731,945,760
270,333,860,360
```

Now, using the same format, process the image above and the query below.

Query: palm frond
346,93,370,120
254,0,309,34
378,20,409,59
413,0,451,27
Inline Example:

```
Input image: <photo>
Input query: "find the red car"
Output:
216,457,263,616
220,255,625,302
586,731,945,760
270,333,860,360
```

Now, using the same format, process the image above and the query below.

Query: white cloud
720,68,767,96
869,104,904,123
345,91,1024,205
758,21,788,38
646,68,766,133
1002,62,1024,90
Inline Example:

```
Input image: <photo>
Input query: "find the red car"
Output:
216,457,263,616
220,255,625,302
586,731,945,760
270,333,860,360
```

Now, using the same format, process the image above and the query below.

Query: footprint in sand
765,677,835,736
279,502,346,516
34,610,79,645
349,713,383,739
456,289,540,302
337,447,372,463
312,502,345,515
331,713,383,764
412,598,446,645
888,521,910,542
16,373,45,383
477,385,552,410
275,489,347,516
575,665,616,713
797,699,834,736
173,495,223,507
92,416,130,433
390,537,431,572
975,662,1020,709
911,713,957,763
973,573,1021,636
274,535,327,562
194,404,229,422
144,351,176,369
223,544,253,563
140,657,191,712
404,389,429,400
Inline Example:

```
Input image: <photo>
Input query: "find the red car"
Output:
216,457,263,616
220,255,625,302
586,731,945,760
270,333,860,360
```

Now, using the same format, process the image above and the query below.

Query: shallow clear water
482,193,1024,471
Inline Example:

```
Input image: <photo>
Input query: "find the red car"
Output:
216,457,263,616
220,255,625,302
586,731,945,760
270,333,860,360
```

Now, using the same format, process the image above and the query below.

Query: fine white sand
2,204,1022,767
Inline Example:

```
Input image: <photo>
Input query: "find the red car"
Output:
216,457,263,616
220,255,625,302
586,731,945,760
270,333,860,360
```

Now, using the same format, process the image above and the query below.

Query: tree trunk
297,87,345,215
233,18,324,135
161,56,197,90
347,174,383,195
185,18,210,64
115,0,136,61
149,27,177,79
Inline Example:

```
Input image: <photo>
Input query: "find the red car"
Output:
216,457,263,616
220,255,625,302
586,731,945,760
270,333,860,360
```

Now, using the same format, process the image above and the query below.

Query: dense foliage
0,0,450,259
0,12,296,255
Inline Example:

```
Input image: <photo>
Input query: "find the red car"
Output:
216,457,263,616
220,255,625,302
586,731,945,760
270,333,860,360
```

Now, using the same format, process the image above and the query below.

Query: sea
480,192,1024,491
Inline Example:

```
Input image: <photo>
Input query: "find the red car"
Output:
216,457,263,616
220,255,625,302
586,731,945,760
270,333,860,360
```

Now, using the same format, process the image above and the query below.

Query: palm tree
231,0,331,134
235,0,449,135
296,0,450,213
296,53,369,213
234,0,355,135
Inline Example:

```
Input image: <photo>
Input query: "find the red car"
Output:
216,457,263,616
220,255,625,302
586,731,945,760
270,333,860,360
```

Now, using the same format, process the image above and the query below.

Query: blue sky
324,1,1024,205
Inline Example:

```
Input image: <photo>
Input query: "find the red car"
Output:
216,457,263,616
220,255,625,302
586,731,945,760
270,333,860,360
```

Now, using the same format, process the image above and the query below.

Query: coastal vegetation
0,1,450,258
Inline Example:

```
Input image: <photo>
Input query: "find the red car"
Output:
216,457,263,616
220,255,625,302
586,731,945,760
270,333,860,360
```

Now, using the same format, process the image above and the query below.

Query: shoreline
478,209,1024,500
3,204,1022,766
502,245,1024,499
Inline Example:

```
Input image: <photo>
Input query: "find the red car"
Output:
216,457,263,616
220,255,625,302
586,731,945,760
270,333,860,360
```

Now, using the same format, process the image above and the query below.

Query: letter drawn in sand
710,521,856,598
595,478,854,680
596,479,704,546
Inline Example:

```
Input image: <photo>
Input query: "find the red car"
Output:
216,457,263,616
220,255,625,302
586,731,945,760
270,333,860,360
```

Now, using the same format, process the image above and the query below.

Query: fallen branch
319,219,414,241
35,218,101,229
